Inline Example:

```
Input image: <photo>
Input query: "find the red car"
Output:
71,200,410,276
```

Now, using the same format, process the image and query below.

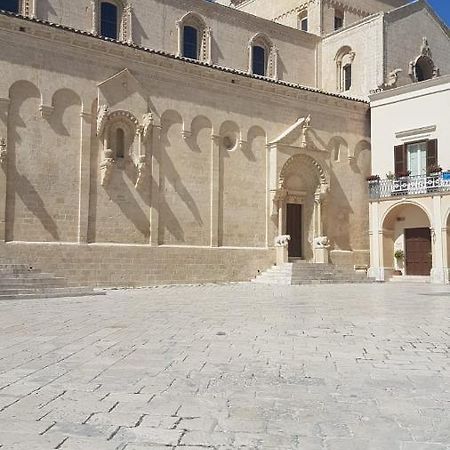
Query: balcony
368,173,450,200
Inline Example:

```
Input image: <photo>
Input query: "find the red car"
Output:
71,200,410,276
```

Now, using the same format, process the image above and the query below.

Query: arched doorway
277,154,328,261
382,203,432,276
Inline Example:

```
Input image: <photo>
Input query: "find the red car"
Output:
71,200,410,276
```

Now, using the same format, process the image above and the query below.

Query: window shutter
426,139,438,170
394,144,406,176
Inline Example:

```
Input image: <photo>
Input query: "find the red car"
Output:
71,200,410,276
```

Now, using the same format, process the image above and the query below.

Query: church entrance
286,203,302,258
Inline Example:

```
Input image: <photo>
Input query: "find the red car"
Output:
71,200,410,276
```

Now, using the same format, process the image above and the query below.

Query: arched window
177,12,211,63
414,56,434,82
343,64,352,91
252,46,266,76
298,10,308,32
335,46,355,92
334,9,344,30
248,33,278,79
183,25,199,60
100,1,119,39
0,0,19,13
116,128,125,158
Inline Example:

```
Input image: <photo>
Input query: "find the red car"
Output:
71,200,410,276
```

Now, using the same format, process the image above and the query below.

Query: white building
369,74,450,283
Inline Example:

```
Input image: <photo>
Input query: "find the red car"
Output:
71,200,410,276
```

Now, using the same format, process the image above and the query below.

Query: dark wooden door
405,228,432,276
286,204,302,258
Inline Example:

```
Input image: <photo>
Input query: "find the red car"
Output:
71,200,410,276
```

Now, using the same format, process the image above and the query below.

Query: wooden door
405,228,432,276
286,204,302,258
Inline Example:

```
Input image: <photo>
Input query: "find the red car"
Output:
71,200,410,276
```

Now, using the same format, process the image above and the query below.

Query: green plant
386,172,395,180
394,249,404,260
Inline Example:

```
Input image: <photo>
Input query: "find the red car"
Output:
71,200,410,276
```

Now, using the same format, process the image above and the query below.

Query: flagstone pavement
0,282,449,450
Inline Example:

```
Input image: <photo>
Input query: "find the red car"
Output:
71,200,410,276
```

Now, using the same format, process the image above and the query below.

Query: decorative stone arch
279,153,329,189
274,153,330,262
409,37,439,82
381,200,432,228
91,0,133,43
335,45,355,92
176,11,212,63
248,33,279,79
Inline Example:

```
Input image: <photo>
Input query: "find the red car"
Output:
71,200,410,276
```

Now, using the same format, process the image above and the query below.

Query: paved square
0,283,449,449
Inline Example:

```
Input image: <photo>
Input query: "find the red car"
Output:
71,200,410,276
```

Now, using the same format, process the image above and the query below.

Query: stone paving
0,282,449,449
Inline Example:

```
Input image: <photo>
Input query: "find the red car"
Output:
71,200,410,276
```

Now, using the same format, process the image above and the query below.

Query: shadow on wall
36,0,56,21
327,171,353,252
350,139,371,175
6,80,60,242
158,110,204,244
131,14,149,46
104,168,151,240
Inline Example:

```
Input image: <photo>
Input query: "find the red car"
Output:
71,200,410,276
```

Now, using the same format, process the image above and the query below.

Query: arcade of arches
369,198,450,284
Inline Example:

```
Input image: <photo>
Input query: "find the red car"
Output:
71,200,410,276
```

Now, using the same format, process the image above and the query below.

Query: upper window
248,33,278,79
343,64,352,91
298,11,308,32
100,2,119,39
183,25,199,60
335,46,355,92
0,0,19,13
334,9,344,30
177,12,211,63
414,56,434,82
252,46,266,76
115,128,125,159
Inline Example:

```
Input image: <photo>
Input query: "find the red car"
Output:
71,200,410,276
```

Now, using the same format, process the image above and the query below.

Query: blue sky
418,0,450,25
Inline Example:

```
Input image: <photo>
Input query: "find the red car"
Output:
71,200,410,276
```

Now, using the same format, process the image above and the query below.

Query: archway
382,203,431,276
278,154,328,261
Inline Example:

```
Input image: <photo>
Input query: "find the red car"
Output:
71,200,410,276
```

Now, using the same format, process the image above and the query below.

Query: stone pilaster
0,98,10,242
210,135,220,247
78,111,93,243
150,123,161,246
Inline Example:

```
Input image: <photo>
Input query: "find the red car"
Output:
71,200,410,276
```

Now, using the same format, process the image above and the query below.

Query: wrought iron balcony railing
368,173,450,200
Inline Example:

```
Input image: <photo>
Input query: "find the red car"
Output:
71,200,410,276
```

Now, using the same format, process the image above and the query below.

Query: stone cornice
0,10,367,109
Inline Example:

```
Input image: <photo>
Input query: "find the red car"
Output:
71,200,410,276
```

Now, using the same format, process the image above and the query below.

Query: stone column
210,135,220,247
441,226,449,284
431,195,445,284
78,110,92,244
314,192,323,238
150,123,161,246
368,201,384,281
0,98,10,242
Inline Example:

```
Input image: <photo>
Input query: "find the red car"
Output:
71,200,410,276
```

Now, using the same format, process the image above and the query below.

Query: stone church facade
0,0,448,286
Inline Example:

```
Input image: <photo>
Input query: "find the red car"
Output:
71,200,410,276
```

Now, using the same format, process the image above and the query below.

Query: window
335,46,354,92
248,33,277,79
177,12,211,63
394,140,438,177
100,2,119,39
407,141,427,176
183,25,199,59
334,9,344,30
252,45,266,76
0,0,19,13
116,128,125,158
414,56,434,82
343,64,352,91
298,11,308,32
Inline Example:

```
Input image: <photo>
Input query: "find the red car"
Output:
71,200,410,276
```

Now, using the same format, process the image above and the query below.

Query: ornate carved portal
273,153,330,262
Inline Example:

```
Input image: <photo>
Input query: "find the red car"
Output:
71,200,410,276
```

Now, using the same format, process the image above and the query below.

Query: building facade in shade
0,0,448,286
369,75,450,284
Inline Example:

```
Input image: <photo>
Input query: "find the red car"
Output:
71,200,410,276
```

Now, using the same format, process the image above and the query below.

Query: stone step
254,262,373,285
390,275,430,283
0,287,105,300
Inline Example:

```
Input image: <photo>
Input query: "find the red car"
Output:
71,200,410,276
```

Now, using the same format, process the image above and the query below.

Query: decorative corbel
39,105,54,119
0,138,7,165
301,115,311,148
100,149,115,186
97,104,109,137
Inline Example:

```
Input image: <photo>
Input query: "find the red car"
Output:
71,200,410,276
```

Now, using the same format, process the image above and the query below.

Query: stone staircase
0,264,103,300
253,260,374,285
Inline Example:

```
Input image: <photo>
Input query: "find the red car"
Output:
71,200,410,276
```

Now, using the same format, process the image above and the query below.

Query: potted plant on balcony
427,164,442,176
394,249,404,275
